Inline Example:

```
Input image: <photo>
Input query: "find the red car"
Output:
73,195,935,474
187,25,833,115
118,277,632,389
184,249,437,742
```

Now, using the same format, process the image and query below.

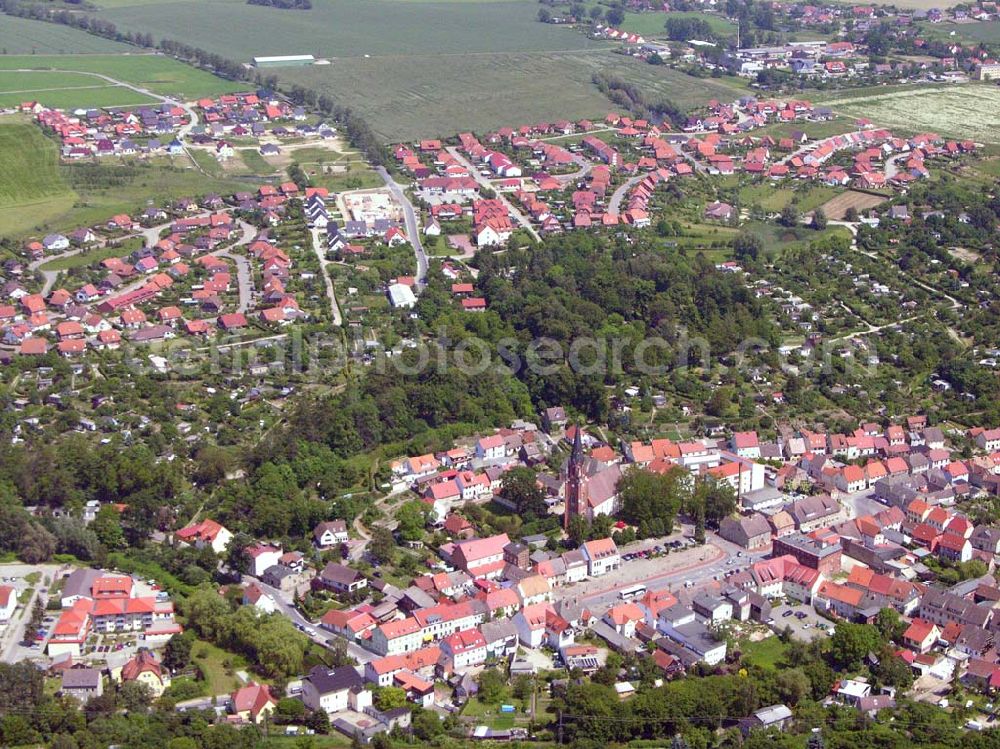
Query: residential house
120,649,171,697
317,563,367,594
581,538,620,577
61,668,103,701
313,520,349,548
301,665,371,715
230,682,277,724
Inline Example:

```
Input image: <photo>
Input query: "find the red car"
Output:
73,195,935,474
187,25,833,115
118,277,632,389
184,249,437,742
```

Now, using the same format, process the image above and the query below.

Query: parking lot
770,601,834,642
0,563,65,664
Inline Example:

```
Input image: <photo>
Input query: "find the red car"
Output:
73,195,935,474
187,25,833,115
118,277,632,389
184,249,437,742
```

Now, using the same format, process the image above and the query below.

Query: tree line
592,72,684,129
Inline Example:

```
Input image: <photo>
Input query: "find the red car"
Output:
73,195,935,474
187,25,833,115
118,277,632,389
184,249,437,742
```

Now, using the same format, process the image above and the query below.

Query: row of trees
592,72,684,129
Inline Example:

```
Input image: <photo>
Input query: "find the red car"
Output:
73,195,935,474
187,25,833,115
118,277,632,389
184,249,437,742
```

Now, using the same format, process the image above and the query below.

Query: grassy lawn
188,148,226,177
621,10,736,38
463,697,526,729
755,116,858,141
740,635,788,669
191,639,247,696
0,119,72,207
292,145,348,164
739,184,840,214
314,162,384,192
238,148,279,177
740,220,848,256
40,243,138,272
740,184,795,212
0,119,247,238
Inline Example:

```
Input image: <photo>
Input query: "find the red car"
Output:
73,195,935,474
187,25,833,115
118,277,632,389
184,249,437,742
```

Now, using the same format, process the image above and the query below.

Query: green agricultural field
283,51,742,141
85,0,741,140
919,20,1000,44
621,11,736,38
0,69,163,109
822,83,1000,142
811,81,951,103
0,117,248,237
94,0,609,60
0,54,245,100
0,86,157,110
0,14,133,54
0,70,108,92
0,119,75,235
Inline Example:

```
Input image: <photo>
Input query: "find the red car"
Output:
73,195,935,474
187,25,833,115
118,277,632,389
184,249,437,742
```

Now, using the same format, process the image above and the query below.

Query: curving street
376,167,429,289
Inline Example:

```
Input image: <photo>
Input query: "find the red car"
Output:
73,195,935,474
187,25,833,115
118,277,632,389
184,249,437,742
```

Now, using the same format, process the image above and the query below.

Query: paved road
840,487,888,519
443,148,541,242
247,575,374,665
376,167,429,289
309,227,342,325
0,563,63,665
214,220,258,315
28,217,187,296
552,533,768,620
607,173,646,216
885,152,907,179
553,152,594,187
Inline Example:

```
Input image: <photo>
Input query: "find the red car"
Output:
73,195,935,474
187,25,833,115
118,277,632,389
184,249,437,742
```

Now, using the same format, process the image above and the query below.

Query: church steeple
564,423,586,530
570,423,583,464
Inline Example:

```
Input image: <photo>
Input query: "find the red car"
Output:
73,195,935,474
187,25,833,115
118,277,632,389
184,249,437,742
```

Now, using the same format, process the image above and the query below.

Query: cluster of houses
30,102,188,160
0,185,317,358
601,1,1000,85
391,95,975,246
191,92,335,157
721,39,955,80
215,408,1000,732
47,407,1000,732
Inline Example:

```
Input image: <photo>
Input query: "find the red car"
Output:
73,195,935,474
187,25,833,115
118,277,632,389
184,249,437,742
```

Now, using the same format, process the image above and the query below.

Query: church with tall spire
563,425,587,529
